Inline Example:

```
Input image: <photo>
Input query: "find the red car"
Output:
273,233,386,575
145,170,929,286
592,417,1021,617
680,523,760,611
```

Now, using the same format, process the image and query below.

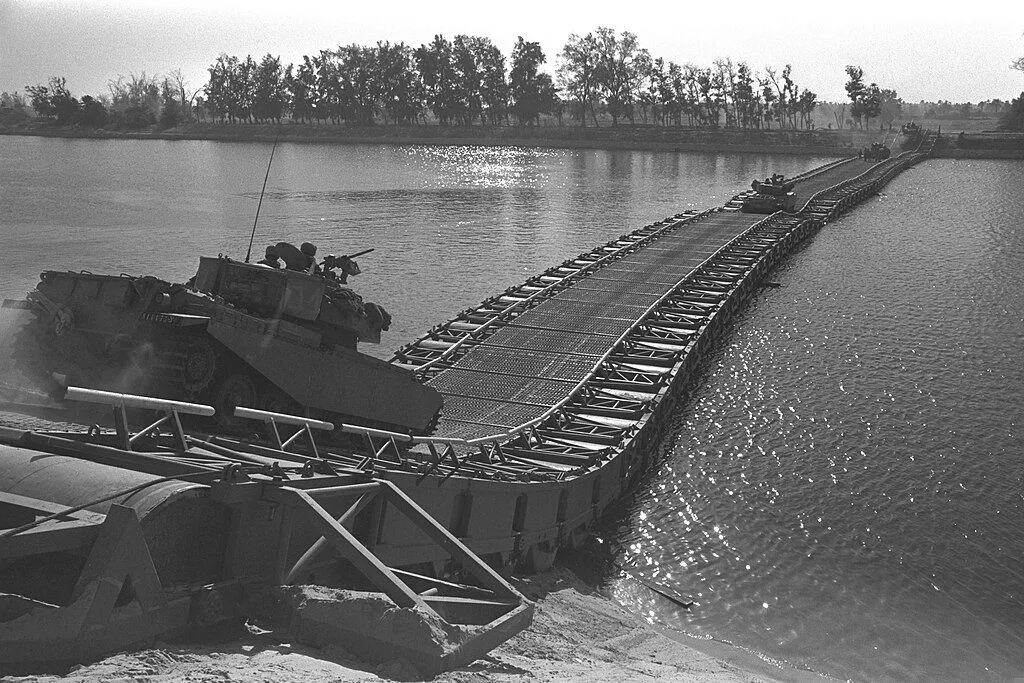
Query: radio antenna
245,127,281,263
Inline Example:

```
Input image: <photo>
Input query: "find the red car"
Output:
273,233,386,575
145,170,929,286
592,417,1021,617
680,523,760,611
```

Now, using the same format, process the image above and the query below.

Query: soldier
300,242,319,275
257,246,281,268
321,254,338,280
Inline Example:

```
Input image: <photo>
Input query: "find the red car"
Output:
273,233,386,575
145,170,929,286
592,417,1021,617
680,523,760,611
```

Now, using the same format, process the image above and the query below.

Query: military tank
4,249,443,435
741,174,797,214
861,142,891,161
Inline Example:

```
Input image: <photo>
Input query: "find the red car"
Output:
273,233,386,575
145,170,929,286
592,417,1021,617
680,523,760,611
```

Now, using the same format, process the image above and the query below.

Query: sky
2,0,1023,104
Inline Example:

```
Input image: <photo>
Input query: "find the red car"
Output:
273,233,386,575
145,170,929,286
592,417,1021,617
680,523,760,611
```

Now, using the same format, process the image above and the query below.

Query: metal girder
0,505,191,671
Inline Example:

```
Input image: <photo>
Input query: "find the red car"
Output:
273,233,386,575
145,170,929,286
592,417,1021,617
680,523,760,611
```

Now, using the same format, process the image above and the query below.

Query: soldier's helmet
300,242,317,256
265,246,278,257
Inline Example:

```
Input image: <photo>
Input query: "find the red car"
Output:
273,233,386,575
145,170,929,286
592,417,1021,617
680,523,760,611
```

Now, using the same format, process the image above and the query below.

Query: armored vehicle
861,143,891,161
6,254,443,434
742,175,797,214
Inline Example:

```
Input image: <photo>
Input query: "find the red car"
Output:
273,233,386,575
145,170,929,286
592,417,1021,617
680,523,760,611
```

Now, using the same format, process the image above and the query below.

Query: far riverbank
1,121,892,156
8,121,1019,157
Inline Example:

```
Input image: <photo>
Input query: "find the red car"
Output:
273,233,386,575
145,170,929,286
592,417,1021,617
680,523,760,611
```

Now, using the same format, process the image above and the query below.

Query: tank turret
861,143,891,161
742,174,797,214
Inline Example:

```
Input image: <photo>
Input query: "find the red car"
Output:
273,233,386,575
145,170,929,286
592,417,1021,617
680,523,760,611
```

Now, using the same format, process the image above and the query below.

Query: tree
449,37,479,124
844,65,867,128
593,27,646,126
314,49,344,124
680,64,701,126
376,42,421,124
695,68,718,126
760,76,776,128
336,44,379,125
79,95,108,127
415,35,460,124
734,62,757,128
998,92,1024,131
0,91,27,112
860,83,885,128
557,32,601,126
168,69,200,124
45,77,79,124
204,56,234,122
106,72,161,128
473,38,508,125
714,58,737,127
650,59,677,126
229,55,258,123
877,88,901,128
796,89,818,128
24,83,53,118
510,37,553,125
252,55,286,123
766,65,795,129
159,77,181,127
628,47,653,124
291,56,320,123
0,91,29,124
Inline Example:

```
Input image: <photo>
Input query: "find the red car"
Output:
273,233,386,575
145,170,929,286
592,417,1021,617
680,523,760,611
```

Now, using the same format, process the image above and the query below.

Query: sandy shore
4,567,830,683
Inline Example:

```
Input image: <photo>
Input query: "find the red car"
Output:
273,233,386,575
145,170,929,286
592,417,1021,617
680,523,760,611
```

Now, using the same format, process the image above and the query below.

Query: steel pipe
232,406,334,430
64,386,215,417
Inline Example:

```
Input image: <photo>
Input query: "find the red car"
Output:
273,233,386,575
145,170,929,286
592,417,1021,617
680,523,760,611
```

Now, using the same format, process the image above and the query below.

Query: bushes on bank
998,93,1024,131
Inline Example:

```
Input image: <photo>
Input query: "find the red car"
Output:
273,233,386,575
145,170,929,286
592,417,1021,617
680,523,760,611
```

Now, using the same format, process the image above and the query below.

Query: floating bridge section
389,138,934,480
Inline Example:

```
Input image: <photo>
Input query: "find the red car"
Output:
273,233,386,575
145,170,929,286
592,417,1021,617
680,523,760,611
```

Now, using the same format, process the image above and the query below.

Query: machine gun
323,248,374,284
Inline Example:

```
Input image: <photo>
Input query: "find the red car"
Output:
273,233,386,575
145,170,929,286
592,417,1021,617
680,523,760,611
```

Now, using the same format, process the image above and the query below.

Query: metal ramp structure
0,391,533,675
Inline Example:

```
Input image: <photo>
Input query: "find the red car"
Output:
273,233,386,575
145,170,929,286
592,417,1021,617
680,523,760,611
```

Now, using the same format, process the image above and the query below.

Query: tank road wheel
211,372,259,432
182,339,217,394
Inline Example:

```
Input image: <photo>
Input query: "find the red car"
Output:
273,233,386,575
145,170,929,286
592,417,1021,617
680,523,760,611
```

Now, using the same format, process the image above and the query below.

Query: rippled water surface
2,137,1021,680
609,160,1024,681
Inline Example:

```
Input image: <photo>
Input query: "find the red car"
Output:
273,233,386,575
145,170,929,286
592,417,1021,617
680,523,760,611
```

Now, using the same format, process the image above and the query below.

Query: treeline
5,71,195,129
202,28,822,130
203,37,554,126
8,28,840,132
905,99,1011,120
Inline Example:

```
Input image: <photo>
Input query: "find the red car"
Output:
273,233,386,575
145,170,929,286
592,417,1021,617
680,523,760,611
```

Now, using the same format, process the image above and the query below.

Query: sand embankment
10,568,831,683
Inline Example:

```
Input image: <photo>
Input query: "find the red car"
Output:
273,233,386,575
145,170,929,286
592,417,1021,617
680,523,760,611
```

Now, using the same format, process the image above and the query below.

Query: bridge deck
425,159,875,441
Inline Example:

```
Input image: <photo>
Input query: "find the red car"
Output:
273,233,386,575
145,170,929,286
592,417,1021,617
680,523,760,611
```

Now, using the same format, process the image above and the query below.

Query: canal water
1,136,1021,680
608,158,1024,681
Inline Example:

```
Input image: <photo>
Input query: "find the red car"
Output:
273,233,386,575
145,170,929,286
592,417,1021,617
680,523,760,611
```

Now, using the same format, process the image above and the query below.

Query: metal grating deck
423,159,879,441
429,368,576,405
439,395,551,429
452,347,596,382
479,326,612,357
